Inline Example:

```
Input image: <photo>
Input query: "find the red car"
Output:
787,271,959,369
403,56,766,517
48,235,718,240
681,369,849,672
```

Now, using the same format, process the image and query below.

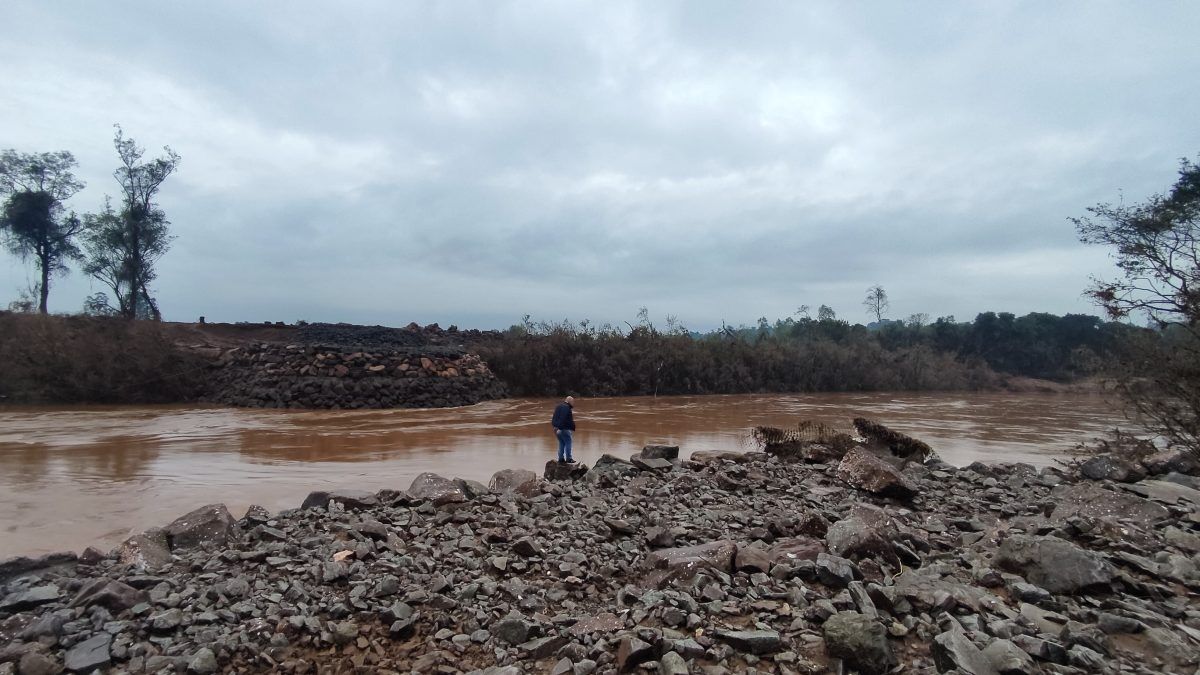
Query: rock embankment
203,343,507,409
1,430,1199,674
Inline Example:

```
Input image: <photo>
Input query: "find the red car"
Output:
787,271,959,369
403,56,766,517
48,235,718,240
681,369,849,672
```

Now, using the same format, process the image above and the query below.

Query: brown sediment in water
0,391,1124,557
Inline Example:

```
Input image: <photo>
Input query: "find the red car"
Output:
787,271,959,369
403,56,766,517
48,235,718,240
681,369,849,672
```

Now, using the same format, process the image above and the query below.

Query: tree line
0,126,179,318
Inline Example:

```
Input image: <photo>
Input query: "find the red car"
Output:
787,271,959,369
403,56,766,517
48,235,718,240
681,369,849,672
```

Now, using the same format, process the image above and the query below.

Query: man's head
565,396,575,406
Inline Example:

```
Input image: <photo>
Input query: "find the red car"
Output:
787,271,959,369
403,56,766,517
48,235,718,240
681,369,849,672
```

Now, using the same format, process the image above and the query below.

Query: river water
0,392,1126,557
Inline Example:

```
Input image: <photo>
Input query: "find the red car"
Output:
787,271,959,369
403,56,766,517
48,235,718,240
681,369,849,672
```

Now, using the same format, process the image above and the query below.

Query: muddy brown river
0,392,1127,557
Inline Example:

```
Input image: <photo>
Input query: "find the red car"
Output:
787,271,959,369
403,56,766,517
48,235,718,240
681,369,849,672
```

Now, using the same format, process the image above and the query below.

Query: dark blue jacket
551,402,575,431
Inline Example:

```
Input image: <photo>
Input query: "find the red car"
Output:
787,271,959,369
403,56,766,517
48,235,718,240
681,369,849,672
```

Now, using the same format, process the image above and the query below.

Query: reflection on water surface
0,392,1124,556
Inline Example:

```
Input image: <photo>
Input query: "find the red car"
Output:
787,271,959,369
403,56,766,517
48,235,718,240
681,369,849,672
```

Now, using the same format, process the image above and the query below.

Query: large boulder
766,537,825,565
836,448,919,498
823,611,896,674
933,629,998,675
1049,483,1170,525
164,504,235,550
116,528,172,569
407,473,468,505
995,535,1115,594
300,489,378,510
825,505,900,565
64,633,112,673
638,444,679,460
489,468,540,496
544,460,588,481
645,541,737,574
1080,454,1147,483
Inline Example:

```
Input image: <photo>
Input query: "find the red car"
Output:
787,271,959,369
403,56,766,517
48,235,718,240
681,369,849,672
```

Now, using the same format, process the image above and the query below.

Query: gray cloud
1,1,1197,329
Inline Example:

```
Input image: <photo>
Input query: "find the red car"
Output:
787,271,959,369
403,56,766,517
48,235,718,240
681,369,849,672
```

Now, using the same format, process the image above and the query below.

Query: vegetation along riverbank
0,420,1197,674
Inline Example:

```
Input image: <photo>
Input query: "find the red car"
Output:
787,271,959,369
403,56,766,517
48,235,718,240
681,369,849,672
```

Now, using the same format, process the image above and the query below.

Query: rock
630,456,673,472
164,504,236,549
645,541,737,574
615,637,655,671
932,629,998,675
825,514,896,564
1141,448,1200,476
0,552,77,583
491,616,536,645
639,444,679,460
69,578,147,612
714,630,782,655
836,448,918,498
734,546,771,573
995,535,1115,594
407,473,468,505
511,537,544,558
567,613,623,636
17,652,61,675
816,552,857,587
150,608,184,632
1080,454,1147,483
187,648,218,674
489,468,540,496
0,585,60,612
658,651,688,675
519,636,565,659
299,489,378,510
63,633,111,673
823,611,896,674
766,537,825,565
544,460,588,481
853,418,933,460
981,639,1036,675
116,528,172,569
1048,483,1169,525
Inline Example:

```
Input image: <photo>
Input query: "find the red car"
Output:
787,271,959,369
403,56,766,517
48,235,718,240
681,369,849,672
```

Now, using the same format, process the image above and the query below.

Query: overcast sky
1,2,1197,330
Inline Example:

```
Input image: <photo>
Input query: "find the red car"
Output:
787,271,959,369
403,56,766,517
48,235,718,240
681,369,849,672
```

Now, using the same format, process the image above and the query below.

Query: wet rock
714,630,782,655
639,444,679,460
645,541,737,574
0,585,60,612
0,552,77,583
1080,454,1147,483
408,473,468,505
300,489,378,510
836,448,918,498
544,460,588,481
995,535,1115,594
823,611,895,674
63,633,111,673
69,578,146,612
164,503,235,549
489,468,540,496
932,629,997,675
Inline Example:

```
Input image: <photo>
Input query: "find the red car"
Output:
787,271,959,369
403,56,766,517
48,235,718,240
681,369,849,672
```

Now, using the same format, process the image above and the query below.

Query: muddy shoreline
1,431,1198,674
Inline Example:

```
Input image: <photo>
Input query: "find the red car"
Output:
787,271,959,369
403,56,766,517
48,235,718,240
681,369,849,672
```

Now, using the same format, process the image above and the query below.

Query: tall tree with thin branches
863,284,889,324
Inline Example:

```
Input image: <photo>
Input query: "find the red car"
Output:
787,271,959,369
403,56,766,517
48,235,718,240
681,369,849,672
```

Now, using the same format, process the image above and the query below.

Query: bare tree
907,313,930,329
1075,156,1199,452
863,285,889,323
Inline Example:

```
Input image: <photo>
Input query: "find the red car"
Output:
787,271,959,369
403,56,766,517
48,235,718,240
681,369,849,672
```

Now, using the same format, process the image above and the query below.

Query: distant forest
472,308,1145,397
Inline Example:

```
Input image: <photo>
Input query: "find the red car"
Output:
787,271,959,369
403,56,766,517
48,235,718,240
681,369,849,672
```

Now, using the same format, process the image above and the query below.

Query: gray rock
823,611,896,674
186,648,218,675
1080,454,1146,483
639,444,680,460
150,608,184,632
299,489,378,510
981,639,1035,675
816,552,857,588
0,585,60,612
489,468,540,496
714,630,782,655
69,578,146,612
491,616,535,645
836,448,918,498
544,460,588,481
1140,448,1200,476
64,633,111,673
658,651,688,675
645,541,737,574
17,652,61,675
615,637,655,671
630,456,673,472
116,529,172,569
164,504,235,550
932,629,998,675
408,473,468,505
995,535,1115,594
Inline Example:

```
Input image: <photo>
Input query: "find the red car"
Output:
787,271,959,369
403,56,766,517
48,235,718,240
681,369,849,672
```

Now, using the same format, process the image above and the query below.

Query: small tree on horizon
863,284,889,324
0,149,87,313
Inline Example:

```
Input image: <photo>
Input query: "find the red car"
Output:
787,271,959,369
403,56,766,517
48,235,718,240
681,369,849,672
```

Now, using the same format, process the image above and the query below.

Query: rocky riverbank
1,423,1198,674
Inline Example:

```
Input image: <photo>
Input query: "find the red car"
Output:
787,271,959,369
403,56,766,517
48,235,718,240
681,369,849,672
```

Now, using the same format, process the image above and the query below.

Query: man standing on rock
551,396,576,463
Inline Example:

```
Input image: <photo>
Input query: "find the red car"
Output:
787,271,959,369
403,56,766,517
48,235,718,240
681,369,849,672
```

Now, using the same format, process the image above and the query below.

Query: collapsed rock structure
203,343,506,410
1,426,1198,674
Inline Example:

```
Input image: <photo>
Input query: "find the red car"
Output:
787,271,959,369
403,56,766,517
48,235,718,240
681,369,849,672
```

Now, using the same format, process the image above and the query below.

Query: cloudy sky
1,2,1197,330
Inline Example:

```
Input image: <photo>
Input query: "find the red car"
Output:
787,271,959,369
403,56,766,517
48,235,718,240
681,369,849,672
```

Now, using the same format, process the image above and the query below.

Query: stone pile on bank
1,427,1199,674
204,343,507,409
